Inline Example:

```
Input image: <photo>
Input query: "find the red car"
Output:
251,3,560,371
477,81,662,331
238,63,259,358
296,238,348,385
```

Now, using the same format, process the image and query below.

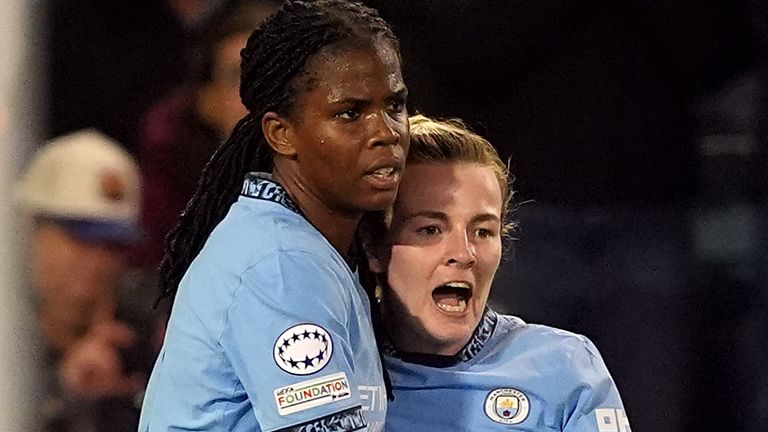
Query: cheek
321,136,358,170
223,89,246,115
476,245,502,297
33,243,79,292
386,244,430,304
393,119,410,149
302,131,349,170
90,249,126,276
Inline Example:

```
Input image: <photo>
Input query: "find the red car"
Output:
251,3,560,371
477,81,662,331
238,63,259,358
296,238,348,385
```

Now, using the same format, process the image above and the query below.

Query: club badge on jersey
484,388,530,425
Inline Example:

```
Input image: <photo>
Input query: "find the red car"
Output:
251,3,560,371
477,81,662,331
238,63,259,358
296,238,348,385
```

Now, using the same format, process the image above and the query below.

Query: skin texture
370,162,504,355
264,40,409,257
31,221,143,398
31,221,125,353
197,32,251,137
58,320,143,398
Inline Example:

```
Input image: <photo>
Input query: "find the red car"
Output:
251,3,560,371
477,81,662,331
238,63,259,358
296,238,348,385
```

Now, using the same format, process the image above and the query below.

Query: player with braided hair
139,1,408,431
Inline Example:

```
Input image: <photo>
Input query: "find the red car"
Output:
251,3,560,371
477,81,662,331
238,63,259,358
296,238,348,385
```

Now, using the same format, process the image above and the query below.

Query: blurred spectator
46,0,235,151
15,130,155,432
131,0,280,270
167,0,227,29
46,0,189,150
689,67,768,432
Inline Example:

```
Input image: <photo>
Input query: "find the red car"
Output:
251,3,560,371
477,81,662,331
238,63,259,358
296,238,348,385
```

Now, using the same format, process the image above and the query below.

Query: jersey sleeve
219,250,368,432
562,336,631,432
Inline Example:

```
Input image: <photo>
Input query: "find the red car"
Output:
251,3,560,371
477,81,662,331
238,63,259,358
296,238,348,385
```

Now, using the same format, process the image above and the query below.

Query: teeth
444,281,470,289
437,298,467,313
372,167,394,176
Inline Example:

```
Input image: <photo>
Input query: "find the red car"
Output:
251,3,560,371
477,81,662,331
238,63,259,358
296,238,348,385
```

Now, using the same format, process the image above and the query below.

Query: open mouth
368,166,396,178
367,167,395,181
432,282,472,314
363,165,401,190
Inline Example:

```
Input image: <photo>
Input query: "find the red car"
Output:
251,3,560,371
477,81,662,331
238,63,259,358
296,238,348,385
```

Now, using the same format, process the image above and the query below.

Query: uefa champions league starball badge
273,323,333,375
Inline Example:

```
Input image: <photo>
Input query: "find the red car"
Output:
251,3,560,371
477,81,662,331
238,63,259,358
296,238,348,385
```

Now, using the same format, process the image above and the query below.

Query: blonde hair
407,114,516,235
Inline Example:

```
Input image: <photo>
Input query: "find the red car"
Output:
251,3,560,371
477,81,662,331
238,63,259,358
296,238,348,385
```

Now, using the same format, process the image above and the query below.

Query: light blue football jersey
139,173,386,432
384,309,630,431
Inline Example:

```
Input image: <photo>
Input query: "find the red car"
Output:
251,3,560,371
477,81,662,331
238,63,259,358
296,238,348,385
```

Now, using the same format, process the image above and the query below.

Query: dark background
47,1,768,431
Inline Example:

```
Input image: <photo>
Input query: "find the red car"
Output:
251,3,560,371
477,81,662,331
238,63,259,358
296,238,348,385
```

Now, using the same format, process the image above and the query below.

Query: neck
272,167,361,260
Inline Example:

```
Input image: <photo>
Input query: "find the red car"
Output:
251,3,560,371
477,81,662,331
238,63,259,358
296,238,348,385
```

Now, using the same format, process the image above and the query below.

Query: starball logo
273,323,333,375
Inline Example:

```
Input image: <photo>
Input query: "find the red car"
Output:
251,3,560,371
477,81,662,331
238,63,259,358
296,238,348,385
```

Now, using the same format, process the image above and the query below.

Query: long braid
355,229,396,400
157,115,265,303
157,0,401,319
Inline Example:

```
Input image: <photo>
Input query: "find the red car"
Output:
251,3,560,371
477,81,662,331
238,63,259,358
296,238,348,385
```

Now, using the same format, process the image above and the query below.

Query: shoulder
205,199,339,264
215,200,353,289
178,198,356,318
495,316,605,376
498,315,591,349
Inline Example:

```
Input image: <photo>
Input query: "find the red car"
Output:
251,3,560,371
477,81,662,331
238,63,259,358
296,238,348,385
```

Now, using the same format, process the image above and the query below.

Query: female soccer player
139,2,408,431
364,115,630,431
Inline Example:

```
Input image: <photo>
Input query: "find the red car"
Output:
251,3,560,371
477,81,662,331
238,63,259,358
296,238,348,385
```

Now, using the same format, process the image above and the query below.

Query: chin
360,190,398,211
426,324,473,355
431,337,471,356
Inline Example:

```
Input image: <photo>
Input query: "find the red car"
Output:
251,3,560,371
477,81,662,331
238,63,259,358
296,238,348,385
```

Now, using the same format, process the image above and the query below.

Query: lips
432,281,473,314
370,166,395,176
363,157,404,190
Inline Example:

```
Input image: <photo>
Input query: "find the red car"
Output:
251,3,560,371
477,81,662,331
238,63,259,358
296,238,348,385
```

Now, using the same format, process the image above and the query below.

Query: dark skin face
263,40,409,257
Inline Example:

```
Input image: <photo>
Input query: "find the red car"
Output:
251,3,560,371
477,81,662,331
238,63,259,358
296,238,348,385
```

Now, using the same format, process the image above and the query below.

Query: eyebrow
389,87,408,101
404,210,500,224
471,213,501,224
404,210,447,222
328,86,408,106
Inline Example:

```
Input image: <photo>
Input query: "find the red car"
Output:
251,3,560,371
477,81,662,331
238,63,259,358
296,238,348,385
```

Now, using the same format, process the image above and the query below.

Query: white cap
15,129,141,242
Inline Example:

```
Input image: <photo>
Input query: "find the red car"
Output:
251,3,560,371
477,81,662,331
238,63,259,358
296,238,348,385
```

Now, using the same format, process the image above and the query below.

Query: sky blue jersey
139,173,386,432
384,309,629,432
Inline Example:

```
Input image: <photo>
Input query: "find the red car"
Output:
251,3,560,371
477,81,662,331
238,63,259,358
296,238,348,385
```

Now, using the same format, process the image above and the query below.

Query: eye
336,109,360,120
417,225,441,236
388,99,406,113
476,227,497,239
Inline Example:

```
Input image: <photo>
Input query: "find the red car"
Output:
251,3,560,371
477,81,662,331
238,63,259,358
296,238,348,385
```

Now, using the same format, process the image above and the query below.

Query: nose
367,111,401,148
444,230,477,268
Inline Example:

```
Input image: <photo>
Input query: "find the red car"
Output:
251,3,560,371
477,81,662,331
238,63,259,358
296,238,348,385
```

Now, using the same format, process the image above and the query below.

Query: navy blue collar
240,172,359,271
240,172,302,215
385,308,499,367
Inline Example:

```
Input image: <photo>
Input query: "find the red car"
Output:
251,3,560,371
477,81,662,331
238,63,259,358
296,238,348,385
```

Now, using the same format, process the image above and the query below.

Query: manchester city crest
273,323,333,375
484,388,530,425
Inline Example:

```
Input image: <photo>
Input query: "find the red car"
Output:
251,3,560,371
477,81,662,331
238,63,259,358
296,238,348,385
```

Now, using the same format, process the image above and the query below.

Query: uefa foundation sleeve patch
273,372,352,416
273,323,333,375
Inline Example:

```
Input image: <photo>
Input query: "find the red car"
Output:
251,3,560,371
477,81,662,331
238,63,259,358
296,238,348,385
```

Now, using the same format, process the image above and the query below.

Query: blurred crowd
19,1,279,430
11,0,767,431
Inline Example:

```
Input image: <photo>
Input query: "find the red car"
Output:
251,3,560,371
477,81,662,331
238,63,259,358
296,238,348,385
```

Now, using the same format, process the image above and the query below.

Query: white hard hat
15,129,141,243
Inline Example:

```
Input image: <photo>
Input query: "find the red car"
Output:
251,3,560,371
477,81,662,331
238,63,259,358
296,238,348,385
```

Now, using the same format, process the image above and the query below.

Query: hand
58,320,144,399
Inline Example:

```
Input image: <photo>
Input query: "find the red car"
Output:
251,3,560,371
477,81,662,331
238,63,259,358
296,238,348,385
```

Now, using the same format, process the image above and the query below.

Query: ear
262,112,297,157
362,239,386,274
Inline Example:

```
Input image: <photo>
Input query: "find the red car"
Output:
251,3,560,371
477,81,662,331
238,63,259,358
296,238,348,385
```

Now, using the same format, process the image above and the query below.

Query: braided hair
158,0,400,302
158,0,401,398
157,4,400,398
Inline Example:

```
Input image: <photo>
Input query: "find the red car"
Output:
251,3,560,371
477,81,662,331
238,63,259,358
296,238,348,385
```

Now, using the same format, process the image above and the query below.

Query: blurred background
2,0,766,431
